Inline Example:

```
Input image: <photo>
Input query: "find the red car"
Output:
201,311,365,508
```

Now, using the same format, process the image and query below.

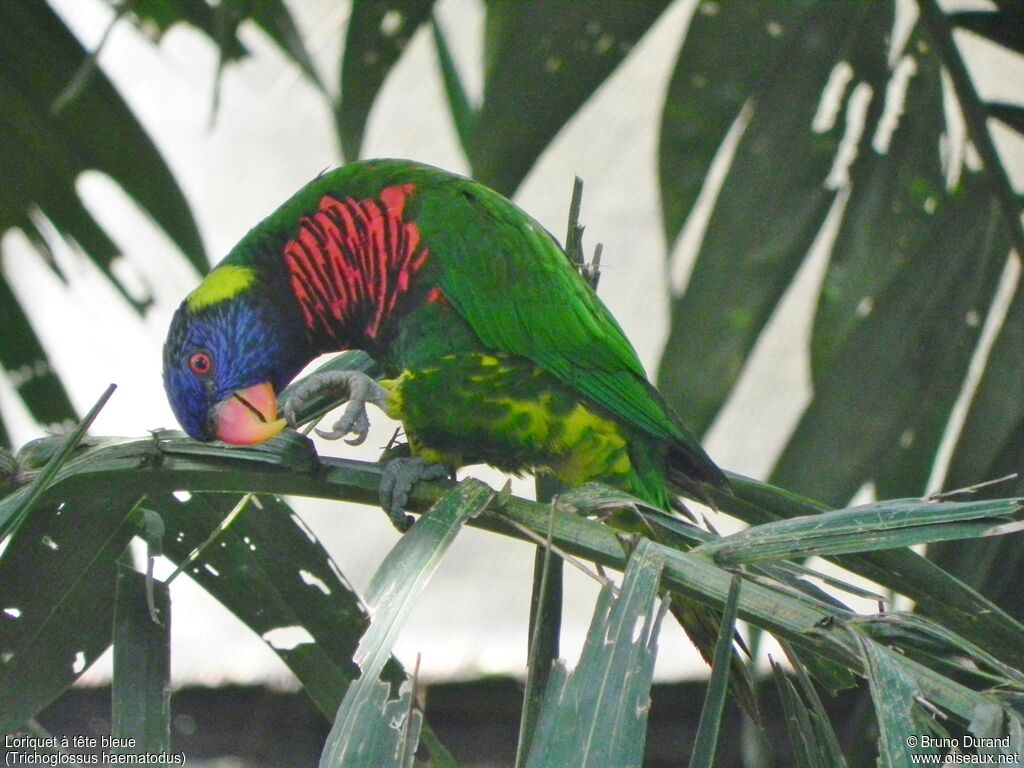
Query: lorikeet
163,160,727,529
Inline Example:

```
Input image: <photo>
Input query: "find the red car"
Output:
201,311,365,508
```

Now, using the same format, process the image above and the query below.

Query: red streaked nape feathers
283,184,429,342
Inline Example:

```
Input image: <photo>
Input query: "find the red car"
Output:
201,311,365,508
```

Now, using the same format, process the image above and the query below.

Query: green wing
417,174,718,479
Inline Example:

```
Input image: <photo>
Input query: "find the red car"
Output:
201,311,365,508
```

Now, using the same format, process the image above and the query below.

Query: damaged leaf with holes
319,480,493,767
525,540,665,768
152,490,408,720
0,494,140,732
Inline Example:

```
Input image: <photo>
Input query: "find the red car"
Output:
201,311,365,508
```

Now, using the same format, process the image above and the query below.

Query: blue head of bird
162,266,309,444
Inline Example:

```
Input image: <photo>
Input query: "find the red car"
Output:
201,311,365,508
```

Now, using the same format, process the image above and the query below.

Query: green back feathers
413,172,695,444
413,169,724,487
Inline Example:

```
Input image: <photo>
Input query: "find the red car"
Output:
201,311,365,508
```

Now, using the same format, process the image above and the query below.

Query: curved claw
380,457,450,531
283,397,302,428
315,400,372,444
281,369,388,441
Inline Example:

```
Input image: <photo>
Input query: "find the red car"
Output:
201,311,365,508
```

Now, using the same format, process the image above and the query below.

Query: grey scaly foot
380,457,450,531
282,370,389,445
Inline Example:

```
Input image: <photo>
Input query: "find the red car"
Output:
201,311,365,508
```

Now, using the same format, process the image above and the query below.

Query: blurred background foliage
2,0,1024,765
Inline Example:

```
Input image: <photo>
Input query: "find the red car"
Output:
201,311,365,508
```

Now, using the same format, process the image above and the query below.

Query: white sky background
1,0,1022,687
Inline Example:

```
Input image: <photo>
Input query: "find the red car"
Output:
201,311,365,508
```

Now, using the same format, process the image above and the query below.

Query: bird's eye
189,351,213,376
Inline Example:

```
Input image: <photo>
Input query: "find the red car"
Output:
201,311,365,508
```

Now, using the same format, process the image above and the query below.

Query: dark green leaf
917,0,1024,272
112,564,171,755
321,675,422,768
786,645,851,767
758,558,880,609
857,548,1024,670
516,480,563,768
361,479,494,666
932,277,1024,620
0,278,77,445
912,0,1024,576
526,539,665,768
932,290,1024,618
698,496,1024,564
772,178,1009,503
337,0,436,161
782,16,1016,502
857,634,938,768
432,15,475,155
0,495,140,733
929,519,1024,633
943,283,1024,496
989,102,1024,134
554,481,662,517
0,384,116,538
810,27,945,375
13,434,119,471
123,0,323,94
249,0,325,91
319,479,493,767
659,0,817,246
950,10,1024,54
853,612,1024,688
772,661,819,768
771,654,849,768
715,474,1024,669
658,2,883,433
62,458,453,759
152,491,395,720
0,448,17,493
688,575,742,768
472,0,670,194
968,702,1024,760
154,428,320,473
0,1,207,291
121,0,244,57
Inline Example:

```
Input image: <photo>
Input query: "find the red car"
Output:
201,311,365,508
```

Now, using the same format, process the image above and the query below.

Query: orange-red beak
213,382,288,445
